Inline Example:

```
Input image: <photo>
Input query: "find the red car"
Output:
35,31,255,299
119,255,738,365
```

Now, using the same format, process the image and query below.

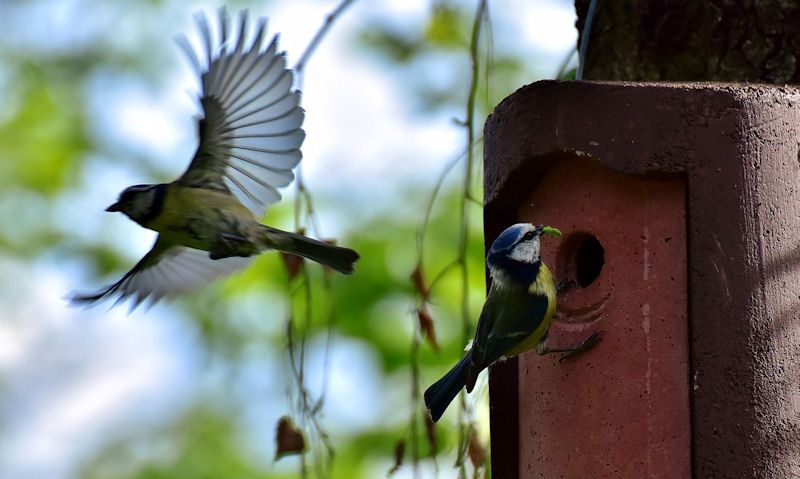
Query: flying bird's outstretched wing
72,237,252,309
176,8,305,217
72,10,299,308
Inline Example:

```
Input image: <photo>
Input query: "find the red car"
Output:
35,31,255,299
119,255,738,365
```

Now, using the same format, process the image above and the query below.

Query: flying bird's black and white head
106,184,166,226
487,223,561,286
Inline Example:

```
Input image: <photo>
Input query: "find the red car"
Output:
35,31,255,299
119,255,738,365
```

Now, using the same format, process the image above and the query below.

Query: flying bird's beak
105,202,122,212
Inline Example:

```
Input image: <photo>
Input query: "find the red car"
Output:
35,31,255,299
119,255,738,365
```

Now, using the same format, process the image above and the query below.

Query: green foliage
0,64,87,194
356,3,534,120
426,3,470,48
68,185,486,477
80,405,278,479
358,2,471,61
358,27,422,63
0,1,562,478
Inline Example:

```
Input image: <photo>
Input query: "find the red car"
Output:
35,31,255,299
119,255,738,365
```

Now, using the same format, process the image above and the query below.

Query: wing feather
471,284,551,368
231,129,305,151
71,237,251,309
227,89,299,126
178,9,303,218
222,36,279,107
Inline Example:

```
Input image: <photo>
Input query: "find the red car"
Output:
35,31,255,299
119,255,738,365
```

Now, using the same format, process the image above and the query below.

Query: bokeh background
0,0,576,477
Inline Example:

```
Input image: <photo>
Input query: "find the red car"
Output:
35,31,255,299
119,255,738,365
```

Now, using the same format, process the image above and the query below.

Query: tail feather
424,353,471,422
259,226,359,274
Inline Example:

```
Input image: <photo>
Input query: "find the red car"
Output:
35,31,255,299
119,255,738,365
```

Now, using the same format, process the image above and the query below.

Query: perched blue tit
72,9,358,308
424,223,600,422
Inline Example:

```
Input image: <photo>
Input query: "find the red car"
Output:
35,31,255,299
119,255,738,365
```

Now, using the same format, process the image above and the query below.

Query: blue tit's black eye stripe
522,231,535,241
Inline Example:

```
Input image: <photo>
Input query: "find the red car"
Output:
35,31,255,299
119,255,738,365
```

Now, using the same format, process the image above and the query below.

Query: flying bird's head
487,223,561,285
106,184,165,226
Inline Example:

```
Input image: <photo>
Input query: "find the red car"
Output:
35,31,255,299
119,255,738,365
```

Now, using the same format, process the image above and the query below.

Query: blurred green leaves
0,64,87,194
81,405,279,479
0,0,566,478
358,27,421,63
426,3,470,48
358,2,471,63
356,1,534,119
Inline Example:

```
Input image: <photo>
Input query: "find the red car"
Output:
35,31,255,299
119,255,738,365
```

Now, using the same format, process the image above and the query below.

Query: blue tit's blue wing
175,9,304,217
471,283,551,369
71,236,251,310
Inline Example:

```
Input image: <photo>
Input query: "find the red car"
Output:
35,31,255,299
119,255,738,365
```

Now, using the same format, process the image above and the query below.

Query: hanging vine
279,1,357,478
407,1,491,478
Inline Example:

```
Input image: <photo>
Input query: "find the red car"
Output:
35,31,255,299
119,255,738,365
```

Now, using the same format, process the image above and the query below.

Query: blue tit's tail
424,353,471,422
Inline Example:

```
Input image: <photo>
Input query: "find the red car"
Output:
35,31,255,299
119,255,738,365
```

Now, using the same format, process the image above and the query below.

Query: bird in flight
72,9,359,309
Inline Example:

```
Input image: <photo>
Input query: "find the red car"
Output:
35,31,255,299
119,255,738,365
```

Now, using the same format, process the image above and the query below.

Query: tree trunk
575,0,800,83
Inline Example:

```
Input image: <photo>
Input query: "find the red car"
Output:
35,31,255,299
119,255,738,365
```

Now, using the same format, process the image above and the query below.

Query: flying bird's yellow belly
145,185,259,250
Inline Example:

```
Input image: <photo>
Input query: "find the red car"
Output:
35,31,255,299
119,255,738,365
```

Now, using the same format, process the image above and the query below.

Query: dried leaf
424,414,438,457
284,238,341,277
388,439,405,476
281,252,305,280
417,307,439,351
275,416,306,460
410,265,429,297
467,429,486,469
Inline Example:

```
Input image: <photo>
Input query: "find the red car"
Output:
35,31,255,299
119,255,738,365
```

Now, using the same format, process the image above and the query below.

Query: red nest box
484,81,800,478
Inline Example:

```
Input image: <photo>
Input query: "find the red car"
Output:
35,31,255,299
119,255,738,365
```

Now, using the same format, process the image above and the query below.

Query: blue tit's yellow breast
506,262,557,356
529,262,557,321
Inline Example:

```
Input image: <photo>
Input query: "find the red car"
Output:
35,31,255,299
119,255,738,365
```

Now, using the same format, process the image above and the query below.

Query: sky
0,1,577,477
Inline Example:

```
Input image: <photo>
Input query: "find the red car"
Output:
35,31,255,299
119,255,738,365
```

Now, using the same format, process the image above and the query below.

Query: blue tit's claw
558,330,604,362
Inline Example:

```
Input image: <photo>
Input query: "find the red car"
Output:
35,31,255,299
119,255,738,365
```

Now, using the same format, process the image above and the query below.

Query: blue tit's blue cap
490,223,532,253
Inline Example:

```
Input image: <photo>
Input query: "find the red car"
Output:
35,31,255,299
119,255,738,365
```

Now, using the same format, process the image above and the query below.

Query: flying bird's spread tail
257,226,360,275
210,224,359,275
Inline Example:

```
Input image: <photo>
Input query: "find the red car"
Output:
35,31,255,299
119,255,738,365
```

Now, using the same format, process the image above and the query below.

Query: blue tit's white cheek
508,238,540,263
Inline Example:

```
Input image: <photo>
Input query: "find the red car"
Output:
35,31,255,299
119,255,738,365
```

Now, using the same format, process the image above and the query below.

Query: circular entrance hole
575,234,604,287
556,232,605,289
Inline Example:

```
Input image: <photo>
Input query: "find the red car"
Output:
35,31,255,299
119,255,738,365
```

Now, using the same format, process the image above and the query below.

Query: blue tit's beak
105,202,122,212
540,226,562,237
